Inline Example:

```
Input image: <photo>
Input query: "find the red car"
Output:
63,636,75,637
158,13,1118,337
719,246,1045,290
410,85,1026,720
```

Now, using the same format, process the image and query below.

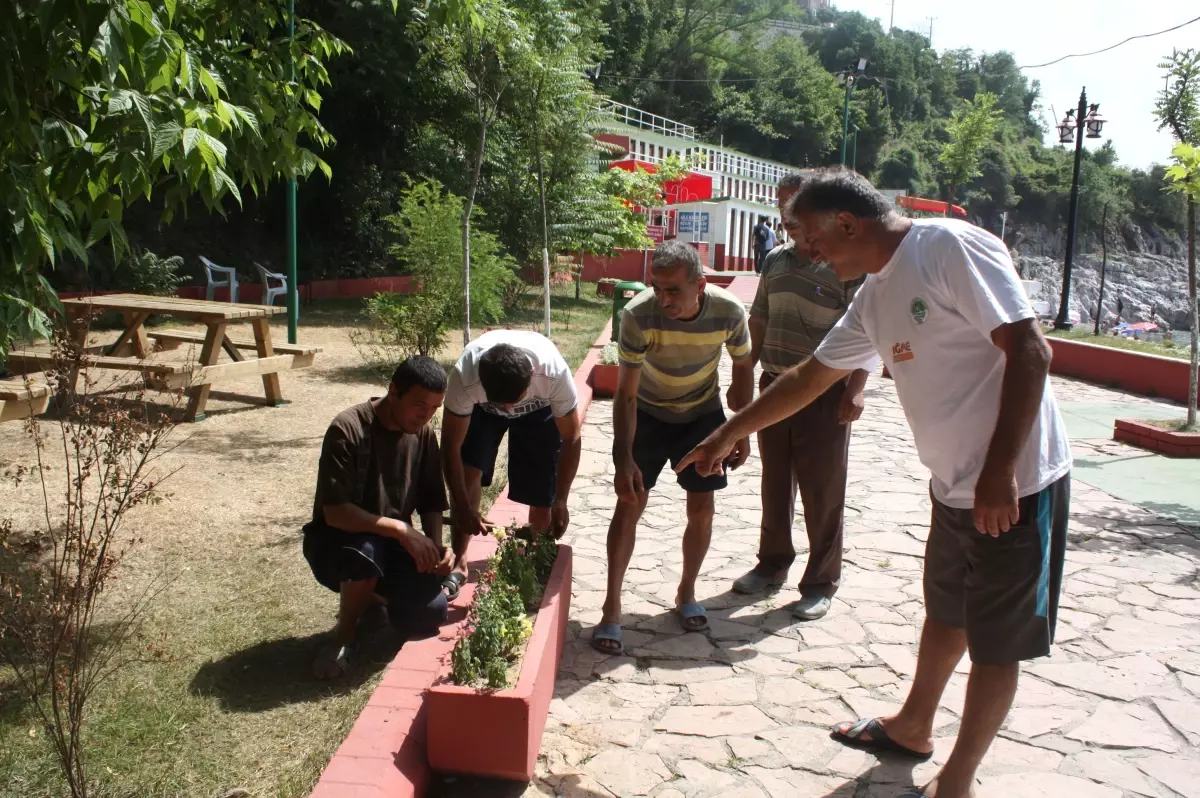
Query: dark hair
651,239,703,281
778,171,807,192
479,343,532,404
391,356,447,397
786,167,893,221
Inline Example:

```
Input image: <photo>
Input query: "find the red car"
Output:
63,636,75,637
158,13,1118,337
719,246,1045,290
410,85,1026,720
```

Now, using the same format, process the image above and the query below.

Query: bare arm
439,412,473,513
612,364,645,498
728,357,755,412
748,314,767,369
837,367,871,424
549,408,583,537
974,318,1053,535
677,356,849,476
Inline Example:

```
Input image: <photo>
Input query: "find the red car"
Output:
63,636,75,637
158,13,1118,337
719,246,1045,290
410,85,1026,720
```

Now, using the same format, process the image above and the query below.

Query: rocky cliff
1017,250,1193,331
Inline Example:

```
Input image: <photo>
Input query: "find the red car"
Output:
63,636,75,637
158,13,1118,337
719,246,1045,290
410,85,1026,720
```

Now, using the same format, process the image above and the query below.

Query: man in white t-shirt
440,330,582,580
678,169,1071,798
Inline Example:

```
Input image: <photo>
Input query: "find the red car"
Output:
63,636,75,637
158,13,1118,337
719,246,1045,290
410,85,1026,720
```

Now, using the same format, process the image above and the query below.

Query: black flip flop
442,572,466,600
831,718,934,761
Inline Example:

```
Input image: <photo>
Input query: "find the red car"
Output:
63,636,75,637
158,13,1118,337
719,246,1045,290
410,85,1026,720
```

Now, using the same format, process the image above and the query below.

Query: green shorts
923,474,1070,665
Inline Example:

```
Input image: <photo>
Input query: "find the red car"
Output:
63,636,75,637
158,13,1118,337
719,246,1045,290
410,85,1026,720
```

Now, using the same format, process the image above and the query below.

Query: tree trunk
462,116,488,347
1188,196,1197,427
533,77,551,337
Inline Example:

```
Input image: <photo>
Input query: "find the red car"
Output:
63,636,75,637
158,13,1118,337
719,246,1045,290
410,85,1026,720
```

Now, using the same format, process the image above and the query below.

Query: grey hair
786,167,894,221
651,239,703,281
778,172,806,192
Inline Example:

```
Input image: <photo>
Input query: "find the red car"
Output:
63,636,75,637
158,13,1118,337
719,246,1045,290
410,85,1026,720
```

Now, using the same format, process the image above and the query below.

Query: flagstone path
498,362,1200,798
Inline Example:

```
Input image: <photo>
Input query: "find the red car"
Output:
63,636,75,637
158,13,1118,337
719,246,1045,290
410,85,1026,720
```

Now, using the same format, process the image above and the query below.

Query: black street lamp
1053,87,1108,330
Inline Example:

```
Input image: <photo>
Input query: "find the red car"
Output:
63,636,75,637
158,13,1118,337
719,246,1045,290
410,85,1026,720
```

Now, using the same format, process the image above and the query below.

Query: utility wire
1021,13,1200,69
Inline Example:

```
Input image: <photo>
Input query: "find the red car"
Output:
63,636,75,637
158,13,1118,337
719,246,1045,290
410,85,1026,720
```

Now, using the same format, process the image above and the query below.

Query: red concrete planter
425,545,574,781
590,363,619,397
1114,419,1200,458
596,281,617,298
1047,338,1192,403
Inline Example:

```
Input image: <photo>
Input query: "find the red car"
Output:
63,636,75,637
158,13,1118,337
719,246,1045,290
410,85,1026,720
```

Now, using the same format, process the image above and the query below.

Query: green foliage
120,249,185,297
1164,144,1200,201
450,527,558,689
939,92,1002,203
1156,49,1200,147
0,0,349,359
354,179,516,362
599,342,619,365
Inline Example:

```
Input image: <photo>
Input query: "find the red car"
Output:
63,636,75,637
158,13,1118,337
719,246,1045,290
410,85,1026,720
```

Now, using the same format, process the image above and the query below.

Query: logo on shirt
910,297,928,325
892,341,915,363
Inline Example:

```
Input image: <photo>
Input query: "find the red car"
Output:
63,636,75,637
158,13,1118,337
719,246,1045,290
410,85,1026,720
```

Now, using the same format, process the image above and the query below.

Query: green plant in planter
599,342,619,366
450,526,559,688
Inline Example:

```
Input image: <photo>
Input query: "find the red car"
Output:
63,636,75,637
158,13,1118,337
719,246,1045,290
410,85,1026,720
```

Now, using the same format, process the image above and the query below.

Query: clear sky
830,0,1200,170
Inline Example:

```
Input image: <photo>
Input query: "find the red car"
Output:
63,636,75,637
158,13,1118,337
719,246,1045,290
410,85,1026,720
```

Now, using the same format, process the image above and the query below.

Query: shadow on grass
188,627,400,713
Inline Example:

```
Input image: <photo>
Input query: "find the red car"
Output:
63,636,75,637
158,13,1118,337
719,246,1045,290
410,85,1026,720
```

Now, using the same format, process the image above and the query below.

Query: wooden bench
149,328,321,359
0,376,51,423
5,349,194,377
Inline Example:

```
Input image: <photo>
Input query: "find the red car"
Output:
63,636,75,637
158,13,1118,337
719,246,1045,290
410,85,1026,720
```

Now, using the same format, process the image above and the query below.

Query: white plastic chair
253,262,288,306
200,255,238,303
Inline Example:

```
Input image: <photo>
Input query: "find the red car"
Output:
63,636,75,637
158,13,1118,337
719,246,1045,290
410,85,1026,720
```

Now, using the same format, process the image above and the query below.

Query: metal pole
840,81,852,165
285,0,299,344
889,0,895,34
851,131,858,171
1095,202,1109,336
1054,88,1087,331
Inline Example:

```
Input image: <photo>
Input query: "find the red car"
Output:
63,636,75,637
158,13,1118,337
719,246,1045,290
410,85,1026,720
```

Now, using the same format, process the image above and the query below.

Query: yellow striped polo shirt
618,284,751,421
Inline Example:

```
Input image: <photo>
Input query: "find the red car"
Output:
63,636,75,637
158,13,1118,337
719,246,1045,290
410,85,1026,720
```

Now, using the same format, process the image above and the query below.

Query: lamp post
1053,88,1108,331
850,124,861,171
840,59,867,165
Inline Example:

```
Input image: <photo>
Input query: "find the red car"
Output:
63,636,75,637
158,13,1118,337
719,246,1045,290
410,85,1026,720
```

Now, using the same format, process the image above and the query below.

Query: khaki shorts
924,474,1070,665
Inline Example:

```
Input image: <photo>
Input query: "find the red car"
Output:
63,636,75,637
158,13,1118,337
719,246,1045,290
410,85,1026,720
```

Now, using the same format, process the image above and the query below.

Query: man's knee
686,493,715,525
388,582,449,641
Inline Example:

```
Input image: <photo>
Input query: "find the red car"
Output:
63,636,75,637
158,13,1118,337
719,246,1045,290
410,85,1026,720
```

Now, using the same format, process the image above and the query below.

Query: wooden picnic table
6,293,319,422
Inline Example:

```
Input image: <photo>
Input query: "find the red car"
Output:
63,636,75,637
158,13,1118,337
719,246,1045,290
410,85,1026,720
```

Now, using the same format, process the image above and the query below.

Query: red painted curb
425,546,574,780
1114,418,1200,458
1047,338,1193,404
308,320,614,798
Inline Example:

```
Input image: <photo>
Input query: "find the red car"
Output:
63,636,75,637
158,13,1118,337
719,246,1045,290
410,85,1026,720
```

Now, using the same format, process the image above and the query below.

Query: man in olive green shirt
732,173,870,620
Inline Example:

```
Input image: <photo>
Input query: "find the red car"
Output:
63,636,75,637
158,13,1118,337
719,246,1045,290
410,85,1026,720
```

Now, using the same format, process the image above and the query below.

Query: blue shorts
459,405,562,508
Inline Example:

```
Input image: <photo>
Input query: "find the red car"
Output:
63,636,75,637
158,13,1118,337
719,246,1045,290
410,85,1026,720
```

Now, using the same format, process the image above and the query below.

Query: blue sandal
591,623,624,655
677,603,709,632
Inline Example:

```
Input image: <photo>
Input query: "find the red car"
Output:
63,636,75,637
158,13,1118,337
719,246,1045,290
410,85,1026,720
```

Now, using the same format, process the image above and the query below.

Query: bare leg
528,505,551,533
920,662,1018,798
334,578,380,646
599,491,649,643
676,491,714,608
835,618,965,754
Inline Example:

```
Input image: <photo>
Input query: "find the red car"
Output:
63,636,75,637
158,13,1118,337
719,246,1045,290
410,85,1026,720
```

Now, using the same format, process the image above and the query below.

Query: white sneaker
791,595,831,620
732,569,787,594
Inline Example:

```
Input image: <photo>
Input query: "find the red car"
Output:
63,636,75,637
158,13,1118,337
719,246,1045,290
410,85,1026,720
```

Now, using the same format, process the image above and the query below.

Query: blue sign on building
677,211,710,234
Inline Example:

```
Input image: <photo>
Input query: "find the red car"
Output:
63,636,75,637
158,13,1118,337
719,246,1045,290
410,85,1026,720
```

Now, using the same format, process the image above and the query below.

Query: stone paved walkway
525,361,1200,798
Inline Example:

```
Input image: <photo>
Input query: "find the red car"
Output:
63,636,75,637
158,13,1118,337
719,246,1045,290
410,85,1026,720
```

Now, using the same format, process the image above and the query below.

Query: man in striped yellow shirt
591,240,754,655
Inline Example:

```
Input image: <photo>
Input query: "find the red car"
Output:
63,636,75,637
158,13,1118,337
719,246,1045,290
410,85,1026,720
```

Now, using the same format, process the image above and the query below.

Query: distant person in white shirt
678,169,1072,798
441,330,583,581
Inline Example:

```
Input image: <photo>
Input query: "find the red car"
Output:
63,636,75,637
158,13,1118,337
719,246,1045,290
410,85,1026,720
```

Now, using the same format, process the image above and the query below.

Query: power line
1021,13,1200,69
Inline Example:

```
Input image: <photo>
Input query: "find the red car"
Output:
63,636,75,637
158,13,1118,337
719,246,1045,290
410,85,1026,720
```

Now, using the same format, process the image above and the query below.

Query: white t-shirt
814,219,1072,509
445,330,578,419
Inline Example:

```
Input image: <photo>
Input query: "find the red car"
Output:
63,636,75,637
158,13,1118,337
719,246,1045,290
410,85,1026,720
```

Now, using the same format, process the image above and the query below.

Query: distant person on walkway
753,216,773,273
440,330,583,575
678,169,1072,798
765,220,778,252
304,357,454,679
731,172,871,621
592,240,754,655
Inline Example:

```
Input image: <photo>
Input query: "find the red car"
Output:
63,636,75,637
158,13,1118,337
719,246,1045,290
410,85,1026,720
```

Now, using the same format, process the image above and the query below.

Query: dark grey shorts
924,474,1071,665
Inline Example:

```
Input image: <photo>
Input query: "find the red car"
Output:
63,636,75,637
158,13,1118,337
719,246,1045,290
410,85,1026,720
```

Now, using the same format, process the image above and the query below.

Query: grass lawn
0,284,610,798
1047,327,1195,362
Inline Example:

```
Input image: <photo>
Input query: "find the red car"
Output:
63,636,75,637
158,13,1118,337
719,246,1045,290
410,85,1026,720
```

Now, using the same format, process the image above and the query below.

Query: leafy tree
939,91,1001,204
1156,48,1200,425
357,179,515,363
0,0,350,359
